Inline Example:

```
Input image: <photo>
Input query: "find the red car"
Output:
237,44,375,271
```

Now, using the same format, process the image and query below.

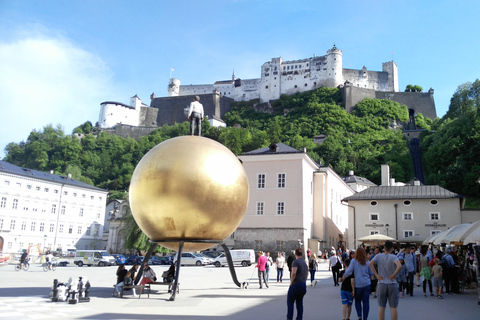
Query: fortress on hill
168,44,398,102
98,45,437,139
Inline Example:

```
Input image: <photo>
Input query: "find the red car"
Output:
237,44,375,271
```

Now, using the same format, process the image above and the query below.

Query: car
173,252,212,266
157,256,173,265
201,251,222,259
112,254,126,265
125,255,142,265
148,256,162,265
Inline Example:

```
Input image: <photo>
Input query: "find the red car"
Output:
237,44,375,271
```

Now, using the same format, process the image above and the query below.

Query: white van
213,249,255,267
74,250,115,267
56,246,76,257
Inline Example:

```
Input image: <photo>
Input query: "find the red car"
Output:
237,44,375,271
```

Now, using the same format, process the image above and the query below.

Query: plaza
0,260,478,319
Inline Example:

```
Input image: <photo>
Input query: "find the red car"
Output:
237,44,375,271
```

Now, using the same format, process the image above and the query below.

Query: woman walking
419,247,434,297
276,252,285,282
309,254,318,286
341,247,373,320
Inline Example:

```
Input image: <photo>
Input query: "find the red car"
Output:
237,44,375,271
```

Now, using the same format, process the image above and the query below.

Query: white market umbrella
432,224,471,245
444,221,480,244
463,222,480,245
358,234,395,242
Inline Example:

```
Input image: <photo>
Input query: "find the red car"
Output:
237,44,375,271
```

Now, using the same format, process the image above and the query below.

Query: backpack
124,277,133,286
309,259,314,269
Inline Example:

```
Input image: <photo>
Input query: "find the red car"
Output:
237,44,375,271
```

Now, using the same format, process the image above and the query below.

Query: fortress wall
342,86,377,113
179,84,214,96
342,69,391,91
375,91,437,119
103,124,157,140
138,106,158,127
150,93,233,127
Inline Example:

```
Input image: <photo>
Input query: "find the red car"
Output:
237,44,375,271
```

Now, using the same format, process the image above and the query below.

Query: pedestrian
415,249,421,287
442,248,456,294
307,248,311,260
403,247,417,296
419,247,434,297
340,246,373,320
255,251,268,289
369,247,380,298
395,258,407,298
432,258,444,299
187,95,204,136
339,258,355,320
265,251,273,282
286,247,308,320
276,252,285,283
369,240,402,320
139,262,157,293
114,264,128,297
329,251,342,286
287,251,295,278
308,253,318,286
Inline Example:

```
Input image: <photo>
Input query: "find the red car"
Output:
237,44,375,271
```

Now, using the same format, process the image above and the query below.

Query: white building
168,45,398,103
0,161,108,255
98,95,151,129
236,143,354,256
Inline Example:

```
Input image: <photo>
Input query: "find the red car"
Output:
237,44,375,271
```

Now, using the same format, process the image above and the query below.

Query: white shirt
188,101,204,118
276,256,285,269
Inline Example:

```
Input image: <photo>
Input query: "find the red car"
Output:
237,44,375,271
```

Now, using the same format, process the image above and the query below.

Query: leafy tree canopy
405,84,423,92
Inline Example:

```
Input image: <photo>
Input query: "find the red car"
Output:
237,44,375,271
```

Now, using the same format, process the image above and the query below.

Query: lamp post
385,224,390,237
43,235,47,253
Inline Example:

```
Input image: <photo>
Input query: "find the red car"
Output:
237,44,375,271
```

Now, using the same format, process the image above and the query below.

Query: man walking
403,246,417,296
187,95,204,136
287,247,308,320
369,241,402,320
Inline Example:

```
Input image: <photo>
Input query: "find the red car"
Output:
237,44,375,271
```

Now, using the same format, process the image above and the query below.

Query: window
59,224,64,233
430,230,442,236
78,226,82,234
27,185,32,190
90,196,94,200
69,225,73,234
54,189,58,194
369,213,379,221
403,230,414,238
49,223,54,232
16,183,21,188
277,202,285,215
73,193,77,197
82,194,85,198
256,202,265,215
44,188,49,192
13,199,18,209
257,174,265,188
276,240,284,251
10,220,15,230
0,218,3,229
370,230,379,235
39,222,44,232
403,200,411,206
7,242,12,249
430,199,438,206
30,222,36,231
86,226,91,235
61,206,66,215
21,221,27,231
4,180,10,186
0,197,6,208
277,173,286,188
370,201,378,206
79,208,84,217
430,213,440,220
96,212,101,219
64,191,68,196
255,240,263,250
403,213,413,220
51,204,56,214
36,186,40,191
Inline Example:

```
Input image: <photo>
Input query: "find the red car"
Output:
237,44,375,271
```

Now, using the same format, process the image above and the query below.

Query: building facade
236,143,354,257
168,45,398,103
0,161,108,255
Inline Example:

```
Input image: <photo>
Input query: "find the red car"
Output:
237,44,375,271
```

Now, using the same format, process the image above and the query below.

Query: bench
112,285,146,298
147,281,179,296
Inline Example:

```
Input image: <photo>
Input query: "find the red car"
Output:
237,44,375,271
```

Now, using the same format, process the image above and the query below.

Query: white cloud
0,26,115,155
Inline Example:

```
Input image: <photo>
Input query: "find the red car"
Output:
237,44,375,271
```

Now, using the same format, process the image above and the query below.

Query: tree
444,79,480,119
405,84,423,92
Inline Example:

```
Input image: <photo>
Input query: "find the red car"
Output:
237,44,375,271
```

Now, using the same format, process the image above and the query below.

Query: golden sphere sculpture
129,136,249,252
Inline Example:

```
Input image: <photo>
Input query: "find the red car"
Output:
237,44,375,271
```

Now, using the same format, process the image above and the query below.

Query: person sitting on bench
116,270,137,297
139,263,157,293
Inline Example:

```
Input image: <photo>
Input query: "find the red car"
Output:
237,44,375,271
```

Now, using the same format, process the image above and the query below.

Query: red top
257,255,267,271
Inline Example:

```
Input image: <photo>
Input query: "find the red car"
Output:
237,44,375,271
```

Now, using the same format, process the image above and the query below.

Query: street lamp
385,224,390,237
43,235,47,253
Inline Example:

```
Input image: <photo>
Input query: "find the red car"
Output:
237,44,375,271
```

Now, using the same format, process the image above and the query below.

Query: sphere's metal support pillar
168,241,183,301
221,243,241,287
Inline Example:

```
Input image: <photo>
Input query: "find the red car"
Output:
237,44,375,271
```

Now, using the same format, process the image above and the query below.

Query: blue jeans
309,269,316,284
354,285,371,320
287,282,307,320
277,268,284,282
266,267,270,282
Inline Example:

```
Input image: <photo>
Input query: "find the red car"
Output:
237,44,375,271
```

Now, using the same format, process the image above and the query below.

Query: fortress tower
382,61,398,92
326,44,343,88
168,78,180,97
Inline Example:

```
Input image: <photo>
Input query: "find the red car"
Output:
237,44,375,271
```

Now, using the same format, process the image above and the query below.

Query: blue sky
1,0,479,155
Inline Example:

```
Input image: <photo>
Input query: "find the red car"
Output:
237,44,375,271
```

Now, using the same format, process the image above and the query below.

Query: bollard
68,289,77,304
52,279,58,302
77,277,84,300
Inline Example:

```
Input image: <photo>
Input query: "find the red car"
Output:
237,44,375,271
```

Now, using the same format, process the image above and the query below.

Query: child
338,258,355,320
396,258,407,298
432,258,444,299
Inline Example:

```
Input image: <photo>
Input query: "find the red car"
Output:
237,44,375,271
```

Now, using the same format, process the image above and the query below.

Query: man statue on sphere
188,96,204,136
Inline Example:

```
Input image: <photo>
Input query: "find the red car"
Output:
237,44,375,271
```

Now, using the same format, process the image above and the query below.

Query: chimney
302,147,307,153
414,180,421,186
381,164,390,186
348,170,354,176
50,170,54,174
390,178,395,186
67,173,72,179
